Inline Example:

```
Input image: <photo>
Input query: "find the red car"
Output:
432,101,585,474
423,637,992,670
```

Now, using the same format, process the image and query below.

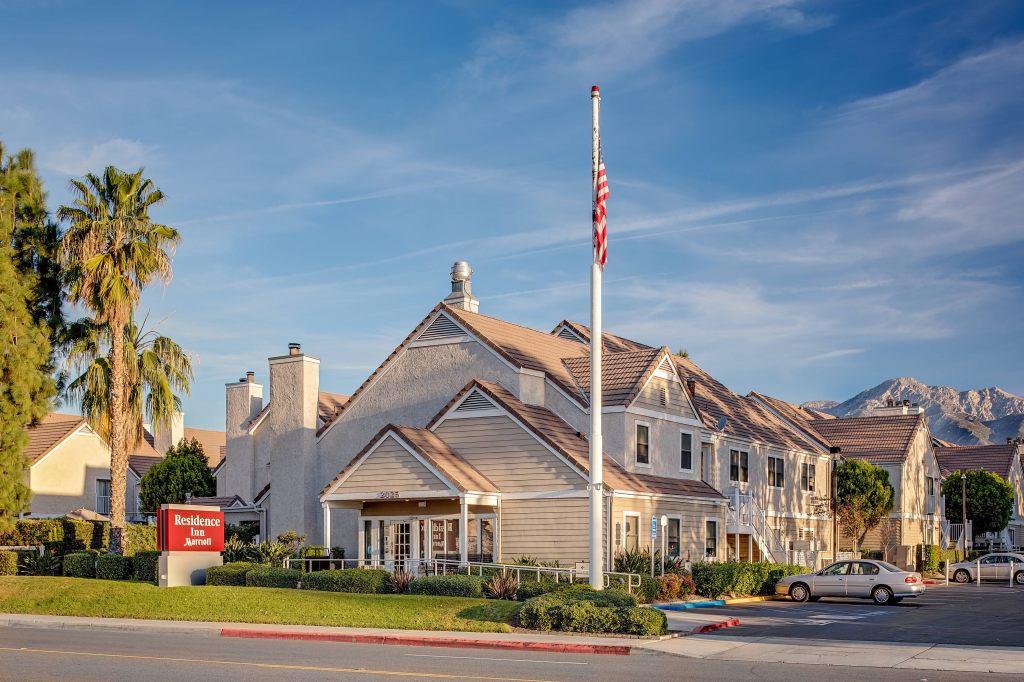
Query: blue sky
3,0,1023,429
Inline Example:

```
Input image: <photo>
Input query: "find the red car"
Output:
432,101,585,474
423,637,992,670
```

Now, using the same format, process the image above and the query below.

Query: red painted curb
689,617,740,635
220,628,632,656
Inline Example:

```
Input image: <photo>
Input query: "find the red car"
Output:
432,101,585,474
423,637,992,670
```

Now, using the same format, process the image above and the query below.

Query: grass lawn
0,577,519,633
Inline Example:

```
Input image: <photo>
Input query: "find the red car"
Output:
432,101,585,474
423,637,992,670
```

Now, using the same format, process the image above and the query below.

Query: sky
3,0,1023,429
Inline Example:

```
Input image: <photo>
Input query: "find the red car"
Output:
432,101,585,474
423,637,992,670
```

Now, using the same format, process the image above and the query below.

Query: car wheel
871,586,894,605
789,583,811,602
1015,571,1024,586
954,569,972,583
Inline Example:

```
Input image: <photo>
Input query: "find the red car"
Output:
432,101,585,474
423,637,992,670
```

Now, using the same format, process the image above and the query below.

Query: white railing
941,521,973,550
283,556,643,594
728,490,788,564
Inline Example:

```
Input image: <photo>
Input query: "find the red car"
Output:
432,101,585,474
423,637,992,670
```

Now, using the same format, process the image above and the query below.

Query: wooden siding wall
336,436,449,494
433,415,585,492
500,497,590,565
611,496,723,563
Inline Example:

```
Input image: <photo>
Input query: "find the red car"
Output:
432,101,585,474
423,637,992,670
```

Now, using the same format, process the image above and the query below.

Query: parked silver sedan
775,560,925,605
950,552,1024,584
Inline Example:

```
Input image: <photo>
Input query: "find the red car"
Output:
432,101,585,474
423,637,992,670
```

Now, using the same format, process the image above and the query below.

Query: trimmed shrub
620,607,667,636
516,579,567,601
133,550,161,582
408,575,485,598
246,566,300,588
919,544,941,574
61,519,108,554
0,551,17,576
124,524,157,556
63,552,95,578
691,561,805,598
206,562,256,586
96,554,134,580
302,568,390,594
557,600,621,633
636,574,658,604
517,593,565,630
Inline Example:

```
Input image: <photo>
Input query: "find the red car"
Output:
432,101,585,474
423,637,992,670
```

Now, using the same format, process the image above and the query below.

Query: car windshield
875,561,903,573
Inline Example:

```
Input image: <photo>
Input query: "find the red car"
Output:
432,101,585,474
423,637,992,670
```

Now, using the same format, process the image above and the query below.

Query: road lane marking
405,654,587,665
0,645,560,682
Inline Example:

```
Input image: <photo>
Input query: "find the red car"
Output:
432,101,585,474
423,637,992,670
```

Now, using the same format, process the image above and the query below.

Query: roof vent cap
288,342,301,356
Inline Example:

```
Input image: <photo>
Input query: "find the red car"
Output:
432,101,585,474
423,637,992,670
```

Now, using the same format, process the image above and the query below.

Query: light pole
830,446,842,563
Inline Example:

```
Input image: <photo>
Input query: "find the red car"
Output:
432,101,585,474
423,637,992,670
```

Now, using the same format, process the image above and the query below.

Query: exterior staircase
726,490,790,565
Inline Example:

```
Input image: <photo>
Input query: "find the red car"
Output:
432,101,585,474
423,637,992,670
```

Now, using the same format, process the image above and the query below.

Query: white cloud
43,138,156,176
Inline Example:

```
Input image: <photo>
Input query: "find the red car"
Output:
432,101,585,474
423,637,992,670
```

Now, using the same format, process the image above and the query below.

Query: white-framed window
95,479,111,515
704,519,719,559
800,462,816,492
798,527,815,540
926,476,936,497
729,449,748,483
768,456,784,488
679,431,693,471
700,442,712,483
635,422,651,466
666,516,681,558
623,512,641,551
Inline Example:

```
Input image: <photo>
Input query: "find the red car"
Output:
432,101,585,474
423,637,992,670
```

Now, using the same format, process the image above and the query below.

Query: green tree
139,437,215,512
835,458,895,552
941,469,1014,536
58,167,180,554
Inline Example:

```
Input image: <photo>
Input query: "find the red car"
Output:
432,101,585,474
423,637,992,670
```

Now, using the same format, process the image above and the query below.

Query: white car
775,559,925,605
950,552,1024,584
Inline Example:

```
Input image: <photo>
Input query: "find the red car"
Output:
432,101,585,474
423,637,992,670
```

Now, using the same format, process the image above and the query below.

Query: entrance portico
319,425,499,570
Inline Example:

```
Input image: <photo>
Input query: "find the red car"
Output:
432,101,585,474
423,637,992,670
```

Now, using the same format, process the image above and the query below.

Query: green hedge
691,561,805,598
918,544,941,573
0,551,17,576
124,524,157,556
301,568,391,594
132,550,161,583
62,552,95,578
246,566,301,588
96,554,134,580
206,562,256,586
517,590,662,636
516,580,569,601
408,575,485,598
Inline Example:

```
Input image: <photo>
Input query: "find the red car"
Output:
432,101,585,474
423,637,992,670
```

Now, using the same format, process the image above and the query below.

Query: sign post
157,503,225,587
651,516,657,578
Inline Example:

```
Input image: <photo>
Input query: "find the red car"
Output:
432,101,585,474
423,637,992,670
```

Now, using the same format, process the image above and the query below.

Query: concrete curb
688,617,740,635
656,595,785,610
220,627,633,655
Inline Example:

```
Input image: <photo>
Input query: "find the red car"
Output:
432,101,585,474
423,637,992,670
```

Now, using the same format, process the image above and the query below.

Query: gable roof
24,413,87,464
672,357,817,452
935,444,1018,479
189,495,249,508
317,391,351,423
434,379,724,501
551,320,654,353
808,414,924,464
562,346,670,407
128,454,163,478
321,424,499,498
182,427,226,468
748,391,833,451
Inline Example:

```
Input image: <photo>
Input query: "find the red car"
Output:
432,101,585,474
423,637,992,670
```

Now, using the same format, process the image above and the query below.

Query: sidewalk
640,633,1024,674
0,613,649,656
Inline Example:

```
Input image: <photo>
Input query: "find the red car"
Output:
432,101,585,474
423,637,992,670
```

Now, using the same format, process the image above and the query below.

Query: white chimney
872,402,924,417
154,410,186,454
443,261,479,313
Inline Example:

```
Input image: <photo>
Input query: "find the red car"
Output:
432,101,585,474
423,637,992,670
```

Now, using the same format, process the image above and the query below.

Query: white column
322,503,331,550
589,84,605,590
459,496,469,566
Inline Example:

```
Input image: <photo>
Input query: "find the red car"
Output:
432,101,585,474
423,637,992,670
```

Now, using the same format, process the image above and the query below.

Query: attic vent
557,326,584,343
455,390,494,412
659,386,669,407
419,313,463,341
658,357,674,373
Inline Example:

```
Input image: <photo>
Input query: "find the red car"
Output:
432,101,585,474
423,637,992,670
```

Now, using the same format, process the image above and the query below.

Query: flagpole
589,84,605,590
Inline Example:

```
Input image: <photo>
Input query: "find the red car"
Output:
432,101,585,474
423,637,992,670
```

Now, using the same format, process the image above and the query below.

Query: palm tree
58,167,180,553
66,316,193,457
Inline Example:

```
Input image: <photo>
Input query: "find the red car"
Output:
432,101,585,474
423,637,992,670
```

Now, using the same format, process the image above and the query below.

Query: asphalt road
682,582,1024,647
0,627,1012,682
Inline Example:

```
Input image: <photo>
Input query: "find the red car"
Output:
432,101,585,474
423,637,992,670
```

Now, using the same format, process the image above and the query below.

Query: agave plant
484,573,519,600
222,536,253,563
389,569,414,594
20,549,60,576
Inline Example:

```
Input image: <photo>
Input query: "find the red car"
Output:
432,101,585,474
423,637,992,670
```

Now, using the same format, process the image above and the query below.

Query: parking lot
670,583,1024,647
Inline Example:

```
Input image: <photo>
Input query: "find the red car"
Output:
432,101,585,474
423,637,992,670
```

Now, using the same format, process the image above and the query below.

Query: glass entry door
390,521,412,571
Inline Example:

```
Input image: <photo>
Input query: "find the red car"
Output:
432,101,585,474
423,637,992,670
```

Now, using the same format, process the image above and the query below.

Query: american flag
593,155,609,269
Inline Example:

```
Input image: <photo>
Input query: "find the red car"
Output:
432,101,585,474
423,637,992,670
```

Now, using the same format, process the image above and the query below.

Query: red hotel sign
157,505,225,552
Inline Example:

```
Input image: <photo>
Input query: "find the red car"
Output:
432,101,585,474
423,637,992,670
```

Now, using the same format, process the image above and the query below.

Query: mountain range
803,378,1024,446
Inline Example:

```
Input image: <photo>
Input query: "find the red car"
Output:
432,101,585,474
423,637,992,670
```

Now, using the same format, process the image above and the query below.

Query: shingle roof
551,320,654,353
808,414,924,464
189,495,248,508
562,347,667,406
748,392,832,450
935,444,1018,479
128,454,162,478
317,391,350,423
672,358,816,452
321,424,499,497
24,413,86,464
457,379,724,500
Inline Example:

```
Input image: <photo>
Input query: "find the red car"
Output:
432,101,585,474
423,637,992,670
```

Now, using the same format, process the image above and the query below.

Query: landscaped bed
0,576,519,633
